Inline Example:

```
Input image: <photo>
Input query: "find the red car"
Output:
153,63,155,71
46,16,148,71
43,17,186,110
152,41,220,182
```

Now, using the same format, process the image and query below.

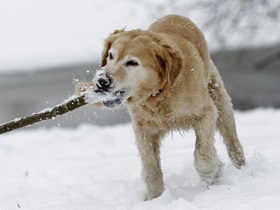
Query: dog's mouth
101,89,126,108
92,70,129,108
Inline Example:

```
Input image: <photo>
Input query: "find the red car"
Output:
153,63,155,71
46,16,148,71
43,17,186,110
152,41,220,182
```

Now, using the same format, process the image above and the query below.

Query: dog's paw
75,82,96,96
144,190,164,201
200,175,219,185
196,159,224,184
229,149,246,169
144,184,164,201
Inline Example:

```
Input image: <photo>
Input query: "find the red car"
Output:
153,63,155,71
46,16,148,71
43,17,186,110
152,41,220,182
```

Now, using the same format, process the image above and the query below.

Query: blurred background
0,0,279,129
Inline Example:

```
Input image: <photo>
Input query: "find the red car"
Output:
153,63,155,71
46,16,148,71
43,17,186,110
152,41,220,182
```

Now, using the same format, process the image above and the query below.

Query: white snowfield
1,109,280,209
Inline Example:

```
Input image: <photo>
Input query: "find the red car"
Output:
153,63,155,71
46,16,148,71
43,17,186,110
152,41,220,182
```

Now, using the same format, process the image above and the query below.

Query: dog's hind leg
133,124,165,200
208,64,246,168
193,104,224,184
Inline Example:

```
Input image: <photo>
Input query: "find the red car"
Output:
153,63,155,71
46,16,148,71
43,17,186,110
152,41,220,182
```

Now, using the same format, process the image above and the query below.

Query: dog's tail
208,63,246,168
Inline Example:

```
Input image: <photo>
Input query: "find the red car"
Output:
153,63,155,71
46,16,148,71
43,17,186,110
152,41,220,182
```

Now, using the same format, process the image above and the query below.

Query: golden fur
76,15,246,200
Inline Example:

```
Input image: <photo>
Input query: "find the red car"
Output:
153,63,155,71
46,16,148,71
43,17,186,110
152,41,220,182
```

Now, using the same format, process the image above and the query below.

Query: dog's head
98,29,182,108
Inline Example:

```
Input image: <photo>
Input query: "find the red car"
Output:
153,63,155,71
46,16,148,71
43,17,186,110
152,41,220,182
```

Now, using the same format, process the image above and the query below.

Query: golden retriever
76,14,246,200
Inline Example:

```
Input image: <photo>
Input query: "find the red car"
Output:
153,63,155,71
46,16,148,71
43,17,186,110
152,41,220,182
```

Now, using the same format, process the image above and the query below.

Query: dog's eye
109,52,113,60
125,60,139,67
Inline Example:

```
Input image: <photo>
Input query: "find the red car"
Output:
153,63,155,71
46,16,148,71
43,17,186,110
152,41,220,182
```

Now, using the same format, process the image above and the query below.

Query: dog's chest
131,102,194,130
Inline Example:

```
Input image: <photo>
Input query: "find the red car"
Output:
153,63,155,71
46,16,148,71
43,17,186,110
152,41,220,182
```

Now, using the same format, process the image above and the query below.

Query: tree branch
254,49,280,70
0,94,88,135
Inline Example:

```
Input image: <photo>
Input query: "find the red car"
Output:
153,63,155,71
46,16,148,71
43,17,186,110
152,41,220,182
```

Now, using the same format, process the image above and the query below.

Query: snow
1,109,280,209
93,69,108,88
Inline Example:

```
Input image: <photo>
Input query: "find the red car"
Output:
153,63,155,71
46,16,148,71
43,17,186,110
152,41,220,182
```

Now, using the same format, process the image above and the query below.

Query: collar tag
150,81,168,98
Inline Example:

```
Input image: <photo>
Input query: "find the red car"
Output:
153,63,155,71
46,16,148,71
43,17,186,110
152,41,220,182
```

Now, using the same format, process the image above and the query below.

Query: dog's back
148,14,210,68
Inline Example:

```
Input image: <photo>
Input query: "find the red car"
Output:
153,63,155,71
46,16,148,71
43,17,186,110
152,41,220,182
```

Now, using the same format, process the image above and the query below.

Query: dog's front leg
134,126,164,200
193,106,224,184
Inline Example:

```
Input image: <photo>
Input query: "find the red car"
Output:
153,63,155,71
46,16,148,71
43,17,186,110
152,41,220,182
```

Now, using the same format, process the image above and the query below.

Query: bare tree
137,0,280,50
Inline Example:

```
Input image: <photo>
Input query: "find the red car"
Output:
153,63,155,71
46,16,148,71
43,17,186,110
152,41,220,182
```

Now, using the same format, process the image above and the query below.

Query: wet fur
76,14,246,200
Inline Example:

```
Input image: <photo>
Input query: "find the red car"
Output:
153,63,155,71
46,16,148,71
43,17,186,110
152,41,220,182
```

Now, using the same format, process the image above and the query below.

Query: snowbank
1,109,280,209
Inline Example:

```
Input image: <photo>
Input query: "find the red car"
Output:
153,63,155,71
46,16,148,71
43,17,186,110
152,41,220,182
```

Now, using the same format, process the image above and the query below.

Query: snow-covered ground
1,1,280,208
1,109,280,210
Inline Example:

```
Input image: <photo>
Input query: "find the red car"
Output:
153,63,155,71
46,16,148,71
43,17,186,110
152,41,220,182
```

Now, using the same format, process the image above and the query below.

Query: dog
76,14,246,200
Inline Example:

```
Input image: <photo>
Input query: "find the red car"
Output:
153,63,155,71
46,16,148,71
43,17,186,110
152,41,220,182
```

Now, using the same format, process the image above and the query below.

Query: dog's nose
94,69,113,92
97,77,111,92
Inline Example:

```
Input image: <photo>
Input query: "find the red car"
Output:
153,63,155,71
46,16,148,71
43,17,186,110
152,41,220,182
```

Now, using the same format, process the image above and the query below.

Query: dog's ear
155,44,182,85
101,29,124,67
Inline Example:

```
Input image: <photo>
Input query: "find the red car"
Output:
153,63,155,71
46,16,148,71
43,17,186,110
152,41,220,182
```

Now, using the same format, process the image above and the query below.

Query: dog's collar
150,81,168,98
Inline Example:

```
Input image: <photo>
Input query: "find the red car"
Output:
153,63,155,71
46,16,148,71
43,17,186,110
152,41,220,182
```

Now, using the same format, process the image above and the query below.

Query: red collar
149,81,168,98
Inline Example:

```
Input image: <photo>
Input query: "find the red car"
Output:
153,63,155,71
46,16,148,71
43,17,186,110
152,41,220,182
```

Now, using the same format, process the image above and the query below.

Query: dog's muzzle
94,70,112,92
102,89,126,108
93,70,126,108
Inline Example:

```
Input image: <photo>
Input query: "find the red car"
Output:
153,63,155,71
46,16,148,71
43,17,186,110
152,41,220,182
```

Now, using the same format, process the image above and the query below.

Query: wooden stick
0,95,87,135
